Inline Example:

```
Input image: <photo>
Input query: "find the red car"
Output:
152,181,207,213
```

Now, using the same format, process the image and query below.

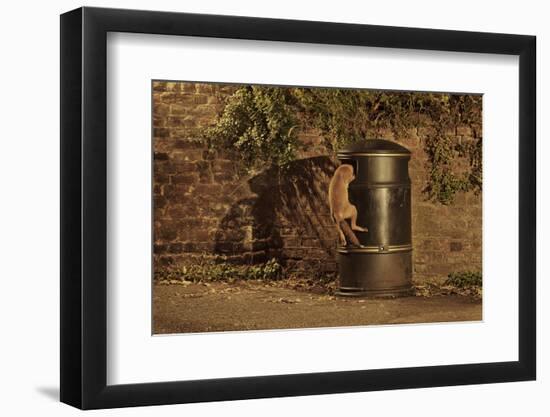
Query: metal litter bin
336,139,413,297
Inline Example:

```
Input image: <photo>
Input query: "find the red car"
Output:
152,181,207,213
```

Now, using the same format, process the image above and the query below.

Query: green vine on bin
203,86,482,204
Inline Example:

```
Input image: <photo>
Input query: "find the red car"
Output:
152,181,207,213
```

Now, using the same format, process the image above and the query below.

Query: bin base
336,250,413,298
336,284,413,298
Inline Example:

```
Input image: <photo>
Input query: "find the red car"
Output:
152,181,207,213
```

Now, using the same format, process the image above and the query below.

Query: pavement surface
153,281,482,334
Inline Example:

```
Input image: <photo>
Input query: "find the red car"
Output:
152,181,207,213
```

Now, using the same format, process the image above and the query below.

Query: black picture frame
60,6,536,410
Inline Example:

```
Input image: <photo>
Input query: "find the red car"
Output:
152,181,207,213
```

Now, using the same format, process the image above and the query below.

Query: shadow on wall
213,156,338,271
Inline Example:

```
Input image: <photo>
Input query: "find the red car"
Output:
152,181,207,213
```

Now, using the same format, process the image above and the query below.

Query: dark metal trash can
336,139,413,297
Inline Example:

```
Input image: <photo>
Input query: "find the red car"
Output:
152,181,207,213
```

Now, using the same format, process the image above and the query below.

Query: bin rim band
337,243,412,254
337,152,411,157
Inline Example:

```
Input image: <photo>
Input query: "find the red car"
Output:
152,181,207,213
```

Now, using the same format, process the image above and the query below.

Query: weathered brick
213,172,235,183
167,205,195,218
157,223,178,241
194,183,223,196
171,174,198,185
157,256,175,267
212,159,234,172
163,184,193,199
181,228,210,242
241,240,268,251
171,149,204,162
177,82,194,93
153,127,170,138
167,243,185,253
154,152,169,161
195,83,215,94
456,125,472,136
154,243,169,254
165,116,187,127
159,92,185,104
152,117,164,128
301,238,318,247
165,82,181,92
450,241,463,252
154,196,167,209
169,103,190,115
152,82,167,92
153,103,170,117
173,139,205,149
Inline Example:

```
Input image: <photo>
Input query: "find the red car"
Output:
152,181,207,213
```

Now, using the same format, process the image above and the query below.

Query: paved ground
153,280,482,334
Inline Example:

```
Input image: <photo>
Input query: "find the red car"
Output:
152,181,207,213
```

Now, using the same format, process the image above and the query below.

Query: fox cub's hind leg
335,221,347,246
350,205,368,233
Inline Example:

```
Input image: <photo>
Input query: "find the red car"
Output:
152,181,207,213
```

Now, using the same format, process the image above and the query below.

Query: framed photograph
60,6,536,409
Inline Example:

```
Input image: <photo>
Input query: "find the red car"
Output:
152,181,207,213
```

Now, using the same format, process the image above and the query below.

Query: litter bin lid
337,139,411,157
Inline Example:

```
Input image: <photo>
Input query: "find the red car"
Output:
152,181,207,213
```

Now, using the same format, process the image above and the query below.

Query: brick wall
153,81,482,283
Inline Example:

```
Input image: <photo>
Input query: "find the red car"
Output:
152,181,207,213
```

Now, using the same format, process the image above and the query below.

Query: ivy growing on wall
205,87,299,170
204,85,482,204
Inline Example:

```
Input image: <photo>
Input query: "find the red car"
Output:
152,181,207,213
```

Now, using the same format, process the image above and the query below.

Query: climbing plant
203,86,482,204
204,86,299,172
